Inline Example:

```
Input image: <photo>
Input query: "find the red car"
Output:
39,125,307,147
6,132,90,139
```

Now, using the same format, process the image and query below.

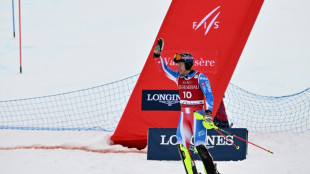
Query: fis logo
193,6,221,36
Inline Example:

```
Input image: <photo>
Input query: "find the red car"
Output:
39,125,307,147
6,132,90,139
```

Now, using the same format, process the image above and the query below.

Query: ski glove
205,115,213,123
204,110,213,123
153,38,164,58
194,111,217,129
202,110,216,129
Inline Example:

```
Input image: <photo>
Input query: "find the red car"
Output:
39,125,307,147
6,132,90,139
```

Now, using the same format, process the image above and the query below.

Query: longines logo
160,134,234,147
147,128,247,160
142,90,181,111
159,100,179,107
193,6,221,36
148,93,180,106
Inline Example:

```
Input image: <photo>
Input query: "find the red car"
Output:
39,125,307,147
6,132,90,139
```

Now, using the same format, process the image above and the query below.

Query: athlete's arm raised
153,38,179,83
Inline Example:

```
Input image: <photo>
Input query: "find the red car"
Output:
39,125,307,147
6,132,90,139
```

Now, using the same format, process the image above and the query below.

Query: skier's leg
176,111,192,152
177,144,199,174
195,145,218,174
176,110,198,174
193,109,219,174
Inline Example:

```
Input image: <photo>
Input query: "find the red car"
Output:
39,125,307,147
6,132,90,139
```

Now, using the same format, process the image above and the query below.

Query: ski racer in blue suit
153,38,220,174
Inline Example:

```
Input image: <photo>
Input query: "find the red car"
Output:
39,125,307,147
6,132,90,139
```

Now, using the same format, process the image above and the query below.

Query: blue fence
0,74,309,133
0,74,139,132
224,84,310,133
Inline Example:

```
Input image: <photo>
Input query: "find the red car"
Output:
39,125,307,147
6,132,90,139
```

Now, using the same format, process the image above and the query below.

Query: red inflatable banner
111,0,264,149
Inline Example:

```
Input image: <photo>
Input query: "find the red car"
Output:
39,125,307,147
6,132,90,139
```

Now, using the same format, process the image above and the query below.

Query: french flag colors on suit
110,0,264,149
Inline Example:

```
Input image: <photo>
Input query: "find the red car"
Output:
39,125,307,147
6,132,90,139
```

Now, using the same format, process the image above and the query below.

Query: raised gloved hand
153,38,164,58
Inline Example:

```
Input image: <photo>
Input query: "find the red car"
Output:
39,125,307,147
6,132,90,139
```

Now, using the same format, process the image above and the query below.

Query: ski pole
194,111,274,154
12,0,16,38
216,128,274,154
214,128,239,150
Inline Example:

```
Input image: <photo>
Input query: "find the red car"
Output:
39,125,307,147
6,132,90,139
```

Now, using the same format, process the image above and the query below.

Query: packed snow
0,130,309,174
0,0,310,173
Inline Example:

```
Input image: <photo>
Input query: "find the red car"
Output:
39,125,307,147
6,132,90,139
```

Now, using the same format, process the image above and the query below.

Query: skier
153,38,220,174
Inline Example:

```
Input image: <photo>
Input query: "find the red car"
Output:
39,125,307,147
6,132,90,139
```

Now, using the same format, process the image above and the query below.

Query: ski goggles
173,53,193,61
174,53,183,61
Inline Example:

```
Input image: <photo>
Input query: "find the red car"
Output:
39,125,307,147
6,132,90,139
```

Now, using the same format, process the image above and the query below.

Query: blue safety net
0,74,309,133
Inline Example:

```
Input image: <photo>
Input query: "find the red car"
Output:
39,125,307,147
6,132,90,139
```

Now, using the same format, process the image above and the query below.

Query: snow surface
0,0,310,173
0,130,310,174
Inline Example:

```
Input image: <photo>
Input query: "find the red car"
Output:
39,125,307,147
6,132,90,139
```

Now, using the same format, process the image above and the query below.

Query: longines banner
142,90,180,111
147,128,248,161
